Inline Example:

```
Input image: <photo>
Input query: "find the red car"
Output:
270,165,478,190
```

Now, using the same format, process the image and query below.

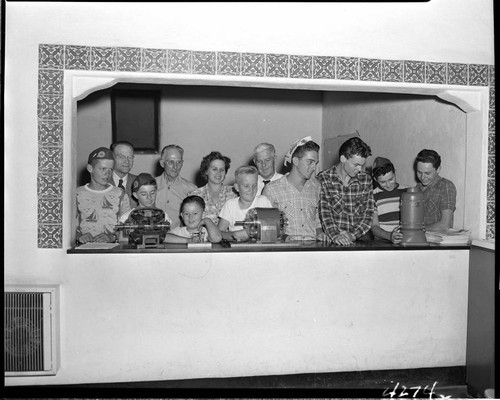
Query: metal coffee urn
400,187,429,246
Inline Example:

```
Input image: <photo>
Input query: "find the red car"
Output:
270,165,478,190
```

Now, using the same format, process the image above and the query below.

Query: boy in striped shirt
371,157,407,243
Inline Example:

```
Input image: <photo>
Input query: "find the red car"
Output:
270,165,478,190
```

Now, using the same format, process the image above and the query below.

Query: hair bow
283,136,313,166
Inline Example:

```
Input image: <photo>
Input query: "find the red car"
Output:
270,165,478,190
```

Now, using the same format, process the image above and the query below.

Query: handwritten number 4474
382,381,451,399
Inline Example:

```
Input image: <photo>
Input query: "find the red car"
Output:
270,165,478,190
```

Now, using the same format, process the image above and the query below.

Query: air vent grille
4,286,58,376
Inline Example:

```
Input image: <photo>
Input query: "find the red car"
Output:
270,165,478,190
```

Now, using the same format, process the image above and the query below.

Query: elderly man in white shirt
252,142,283,195
155,144,197,229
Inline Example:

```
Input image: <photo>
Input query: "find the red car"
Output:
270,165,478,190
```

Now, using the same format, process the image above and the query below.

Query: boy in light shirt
164,195,222,244
218,166,272,241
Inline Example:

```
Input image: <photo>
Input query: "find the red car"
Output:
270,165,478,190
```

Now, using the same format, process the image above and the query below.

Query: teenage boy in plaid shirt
263,137,322,241
317,137,375,246
415,149,456,233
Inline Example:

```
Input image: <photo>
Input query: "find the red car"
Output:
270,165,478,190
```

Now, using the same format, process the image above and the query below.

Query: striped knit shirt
373,184,408,232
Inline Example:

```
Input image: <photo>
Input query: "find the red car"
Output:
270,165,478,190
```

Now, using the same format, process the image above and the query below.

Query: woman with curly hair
190,151,237,225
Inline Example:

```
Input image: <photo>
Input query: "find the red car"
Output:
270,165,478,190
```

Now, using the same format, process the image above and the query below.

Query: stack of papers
425,229,471,245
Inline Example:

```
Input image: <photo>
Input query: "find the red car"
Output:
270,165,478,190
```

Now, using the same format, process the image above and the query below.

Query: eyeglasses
116,154,135,161
165,160,184,167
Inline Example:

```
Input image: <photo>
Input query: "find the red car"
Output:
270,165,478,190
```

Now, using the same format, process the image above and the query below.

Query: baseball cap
131,173,157,193
88,147,114,164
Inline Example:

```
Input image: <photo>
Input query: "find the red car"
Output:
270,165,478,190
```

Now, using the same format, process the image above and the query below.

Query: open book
425,229,471,245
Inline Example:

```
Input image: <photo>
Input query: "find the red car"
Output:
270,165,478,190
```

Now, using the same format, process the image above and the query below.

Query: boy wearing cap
75,147,131,244
317,137,375,246
263,136,322,241
371,157,407,243
118,173,172,224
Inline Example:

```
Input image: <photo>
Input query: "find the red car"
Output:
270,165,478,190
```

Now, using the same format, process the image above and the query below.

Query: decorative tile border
37,44,496,247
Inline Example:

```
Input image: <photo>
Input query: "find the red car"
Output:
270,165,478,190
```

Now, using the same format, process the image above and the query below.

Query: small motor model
400,187,429,246
115,207,170,249
235,207,287,243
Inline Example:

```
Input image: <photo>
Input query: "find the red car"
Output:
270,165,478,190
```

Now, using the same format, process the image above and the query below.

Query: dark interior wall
76,84,323,187
76,85,467,228
322,91,467,228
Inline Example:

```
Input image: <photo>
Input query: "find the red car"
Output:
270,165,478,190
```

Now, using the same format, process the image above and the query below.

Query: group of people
75,136,456,246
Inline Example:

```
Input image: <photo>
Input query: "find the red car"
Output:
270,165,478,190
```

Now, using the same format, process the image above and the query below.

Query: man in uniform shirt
263,136,322,241
109,141,137,208
253,143,283,195
415,149,456,233
155,144,197,228
317,137,375,246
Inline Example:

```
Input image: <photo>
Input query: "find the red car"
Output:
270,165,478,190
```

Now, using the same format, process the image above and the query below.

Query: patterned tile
37,95,64,119
469,64,489,86
38,199,63,224
486,223,495,240
382,59,403,82
337,57,359,80
488,131,495,155
38,173,63,198
38,70,64,95
487,178,495,202
193,51,216,75
290,55,312,79
117,47,141,72
65,45,91,70
91,46,117,71
38,120,63,146
241,53,265,77
488,155,495,179
266,54,289,78
39,44,64,70
313,56,335,79
404,60,425,83
447,63,468,85
38,224,62,248
360,58,381,81
142,48,167,73
217,52,241,76
487,201,495,223
489,65,495,86
489,109,495,131
168,49,192,73
38,147,63,173
489,86,495,110
425,62,447,84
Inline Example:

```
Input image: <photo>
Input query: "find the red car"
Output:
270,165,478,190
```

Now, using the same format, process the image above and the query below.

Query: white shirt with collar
257,171,283,195
112,172,128,188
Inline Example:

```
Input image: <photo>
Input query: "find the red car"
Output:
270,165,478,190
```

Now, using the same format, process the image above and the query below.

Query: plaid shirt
416,175,456,226
317,167,375,240
263,175,321,241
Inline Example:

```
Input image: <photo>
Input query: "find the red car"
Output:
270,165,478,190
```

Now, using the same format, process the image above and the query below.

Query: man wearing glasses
109,141,138,207
156,144,197,228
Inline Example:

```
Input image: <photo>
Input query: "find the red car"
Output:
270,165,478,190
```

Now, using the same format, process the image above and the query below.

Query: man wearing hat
317,137,375,246
263,136,322,241
108,141,138,208
75,147,131,244
371,157,407,243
